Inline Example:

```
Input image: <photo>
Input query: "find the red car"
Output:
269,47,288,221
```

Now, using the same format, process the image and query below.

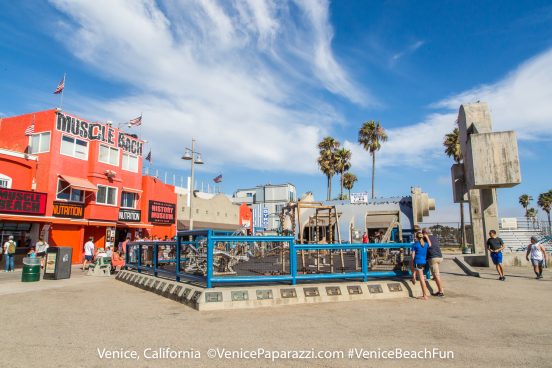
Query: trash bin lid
23,257,41,266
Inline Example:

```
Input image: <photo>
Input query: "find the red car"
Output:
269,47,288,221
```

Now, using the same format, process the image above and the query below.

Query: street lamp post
181,138,204,231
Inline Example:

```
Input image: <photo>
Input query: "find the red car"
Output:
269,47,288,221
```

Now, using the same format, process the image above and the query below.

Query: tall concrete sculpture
452,102,521,259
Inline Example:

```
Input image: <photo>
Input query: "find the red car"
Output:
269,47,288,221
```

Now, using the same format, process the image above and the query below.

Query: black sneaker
502,276,506,281
437,292,445,297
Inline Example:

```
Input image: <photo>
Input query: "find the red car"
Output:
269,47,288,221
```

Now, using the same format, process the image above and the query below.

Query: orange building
0,109,176,264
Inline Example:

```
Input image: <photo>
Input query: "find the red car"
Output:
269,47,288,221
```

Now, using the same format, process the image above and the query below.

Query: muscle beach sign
0,188,47,216
56,112,143,156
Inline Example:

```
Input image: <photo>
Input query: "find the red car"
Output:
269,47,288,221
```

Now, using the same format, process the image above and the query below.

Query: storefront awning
122,187,143,194
86,220,117,227
116,222,153,229
59,174,98,192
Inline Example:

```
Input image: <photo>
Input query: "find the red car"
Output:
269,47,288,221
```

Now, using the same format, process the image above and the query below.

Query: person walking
486,230,506,281
526,236,547,279
35,236,49,269
423,228,444,296
82,237,95,271
3,235,16,272
411,231,430,300
362,232,368,244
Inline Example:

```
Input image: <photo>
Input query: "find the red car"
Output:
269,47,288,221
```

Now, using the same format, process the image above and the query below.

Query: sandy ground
0,260,551,368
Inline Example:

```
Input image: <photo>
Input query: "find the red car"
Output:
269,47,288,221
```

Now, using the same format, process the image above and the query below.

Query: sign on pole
350,193,369,204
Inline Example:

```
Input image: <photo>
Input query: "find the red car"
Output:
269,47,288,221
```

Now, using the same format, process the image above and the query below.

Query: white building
233,183,297,231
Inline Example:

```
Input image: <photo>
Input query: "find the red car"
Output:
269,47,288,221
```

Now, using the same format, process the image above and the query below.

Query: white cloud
350,47,552,171
390,40,425,63
48,0,365,174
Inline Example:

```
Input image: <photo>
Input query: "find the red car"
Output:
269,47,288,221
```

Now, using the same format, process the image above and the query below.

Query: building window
0,174,12,189
246,193,253,197
122,153,138,172
96,185,117,205
29,132,51,154
121,192,137,209
60,134,88,160
99,144,119,166
56,179,84,202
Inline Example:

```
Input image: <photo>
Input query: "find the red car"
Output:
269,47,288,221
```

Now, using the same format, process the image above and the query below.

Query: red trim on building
0,109,177,263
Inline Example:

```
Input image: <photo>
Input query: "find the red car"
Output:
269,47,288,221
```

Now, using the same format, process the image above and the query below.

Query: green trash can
22,257,41,282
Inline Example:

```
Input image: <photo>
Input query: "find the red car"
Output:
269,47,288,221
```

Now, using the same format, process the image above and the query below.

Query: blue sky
1,0,552,222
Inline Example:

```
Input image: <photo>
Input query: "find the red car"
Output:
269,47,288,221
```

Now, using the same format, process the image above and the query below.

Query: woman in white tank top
526,236,547,279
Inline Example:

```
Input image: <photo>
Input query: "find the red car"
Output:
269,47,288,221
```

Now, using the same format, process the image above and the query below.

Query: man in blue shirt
411,232,429,300
486,230,506,281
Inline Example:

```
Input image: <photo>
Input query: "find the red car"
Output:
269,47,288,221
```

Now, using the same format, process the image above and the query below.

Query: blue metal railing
125,229,417,288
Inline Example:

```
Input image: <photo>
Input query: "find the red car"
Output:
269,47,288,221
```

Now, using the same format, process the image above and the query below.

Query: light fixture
181,139,204,231
181,150,192,160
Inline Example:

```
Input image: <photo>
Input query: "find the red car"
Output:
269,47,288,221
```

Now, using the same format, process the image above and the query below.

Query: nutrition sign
0,188,47,216
148,200,175,224
52,201,84,219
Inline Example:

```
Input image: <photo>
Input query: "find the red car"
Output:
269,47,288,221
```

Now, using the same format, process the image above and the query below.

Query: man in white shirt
82,237,95,271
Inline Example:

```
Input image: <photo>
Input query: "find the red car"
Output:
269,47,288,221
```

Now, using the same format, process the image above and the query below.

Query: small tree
443,127,466,248
334,148,352,200
317,137,340,201
518,194,533,220
343,172,358,199
537,190,552,234
526,207,538,229
358,120,388,199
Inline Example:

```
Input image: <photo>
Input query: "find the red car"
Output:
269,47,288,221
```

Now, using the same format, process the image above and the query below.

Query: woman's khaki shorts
429,257,443,277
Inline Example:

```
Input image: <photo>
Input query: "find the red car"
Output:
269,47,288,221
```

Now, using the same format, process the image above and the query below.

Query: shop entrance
115,227,136,252
0,222,33,250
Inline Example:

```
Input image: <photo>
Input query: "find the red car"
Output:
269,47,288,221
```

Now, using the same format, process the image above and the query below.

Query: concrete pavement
0,260,550,368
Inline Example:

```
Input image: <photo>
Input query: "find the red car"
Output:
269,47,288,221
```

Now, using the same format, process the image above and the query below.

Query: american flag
145,150,152,162
213,174,222,183
24,124,35,136
128,115,142,127
53,75,65,94
24,115,35,136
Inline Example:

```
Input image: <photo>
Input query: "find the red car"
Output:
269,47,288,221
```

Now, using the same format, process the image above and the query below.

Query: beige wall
177,193,240,226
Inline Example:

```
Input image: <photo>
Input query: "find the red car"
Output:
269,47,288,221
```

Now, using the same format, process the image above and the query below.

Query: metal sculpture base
116,270,437,311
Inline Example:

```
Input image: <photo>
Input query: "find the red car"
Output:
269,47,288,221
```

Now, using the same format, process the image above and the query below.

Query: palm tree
358,120,388,199
537,190,552,234
343,172,358,199
334,148,352,200
443,128,462,162
526,207,538,229
443,127,466,248
317,137,340,201
518,194,533,220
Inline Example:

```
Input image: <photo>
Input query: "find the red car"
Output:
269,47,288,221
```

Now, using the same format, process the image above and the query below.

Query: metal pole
175,235,181,282
153,243,158,277
189,139,195,231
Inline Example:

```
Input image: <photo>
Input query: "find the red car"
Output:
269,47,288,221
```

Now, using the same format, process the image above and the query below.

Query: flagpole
139,112,143,140
60,73,66,110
